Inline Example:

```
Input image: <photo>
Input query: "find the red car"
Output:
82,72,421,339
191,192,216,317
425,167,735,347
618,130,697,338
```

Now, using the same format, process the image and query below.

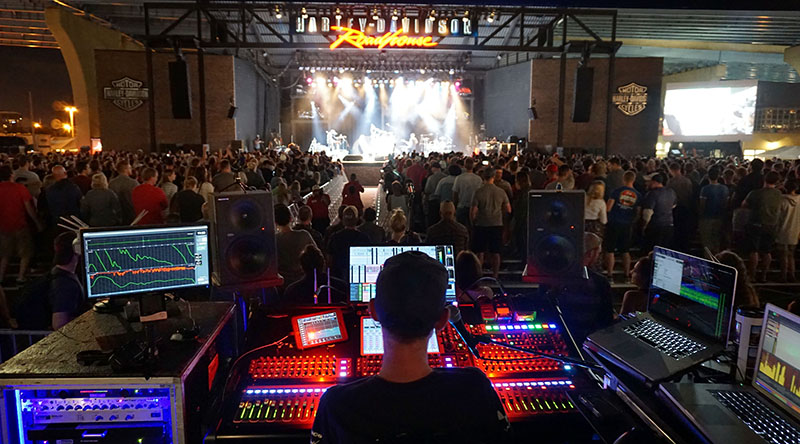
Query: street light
62,123,72,135
64,106,77,137
32,122,41,129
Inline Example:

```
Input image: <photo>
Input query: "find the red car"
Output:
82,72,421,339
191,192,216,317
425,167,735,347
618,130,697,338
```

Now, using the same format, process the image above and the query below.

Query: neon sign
329,26,439,50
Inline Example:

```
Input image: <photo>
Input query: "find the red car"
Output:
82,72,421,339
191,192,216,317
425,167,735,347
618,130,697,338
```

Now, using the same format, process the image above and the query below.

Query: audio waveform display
679,284,720,309
759,352,800,399
82,226,210,298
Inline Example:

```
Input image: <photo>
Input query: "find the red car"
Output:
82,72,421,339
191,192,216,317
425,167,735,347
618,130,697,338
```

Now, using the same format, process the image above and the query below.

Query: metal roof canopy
140,2,619,154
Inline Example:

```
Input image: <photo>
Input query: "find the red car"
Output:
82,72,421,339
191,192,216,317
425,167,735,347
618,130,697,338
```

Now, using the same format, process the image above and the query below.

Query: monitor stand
92,298,127,314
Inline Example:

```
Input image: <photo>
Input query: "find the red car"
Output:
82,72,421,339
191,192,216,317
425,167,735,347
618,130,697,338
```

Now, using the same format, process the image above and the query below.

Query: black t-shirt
311,367,512,444
326,228,370,280
173,189,205,222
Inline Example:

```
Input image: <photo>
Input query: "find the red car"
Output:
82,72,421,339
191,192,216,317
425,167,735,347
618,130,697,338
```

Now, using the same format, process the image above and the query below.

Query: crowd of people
3,145,800,332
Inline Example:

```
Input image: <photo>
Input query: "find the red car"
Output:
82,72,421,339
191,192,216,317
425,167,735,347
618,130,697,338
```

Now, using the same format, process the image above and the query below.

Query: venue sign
329,26,438,50
292,12,476,38
103,76,149,112
612,82,648,116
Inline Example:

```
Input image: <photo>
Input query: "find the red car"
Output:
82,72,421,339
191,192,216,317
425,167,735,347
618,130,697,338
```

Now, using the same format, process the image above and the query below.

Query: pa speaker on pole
168,60,192,119
572,66,594,123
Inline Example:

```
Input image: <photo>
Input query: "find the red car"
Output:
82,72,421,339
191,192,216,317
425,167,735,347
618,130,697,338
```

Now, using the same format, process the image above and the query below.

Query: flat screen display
361,317,440,355
754,304,800,421
662,80,758,141
349,245,456,303
292,310,348,350
81,225,210,299
649,247,737,342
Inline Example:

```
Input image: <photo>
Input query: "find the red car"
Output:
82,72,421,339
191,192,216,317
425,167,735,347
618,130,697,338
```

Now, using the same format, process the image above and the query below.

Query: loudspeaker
571,66,594,123
168,60,192,119
210,190,280,287
525,190,585,282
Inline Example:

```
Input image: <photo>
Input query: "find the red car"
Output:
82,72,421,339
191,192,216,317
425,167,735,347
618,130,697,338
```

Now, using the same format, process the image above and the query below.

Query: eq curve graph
84,231,205,297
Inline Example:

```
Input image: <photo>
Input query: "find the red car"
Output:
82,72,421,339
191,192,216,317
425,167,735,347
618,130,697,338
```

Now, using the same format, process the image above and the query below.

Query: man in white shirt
452,158,483,228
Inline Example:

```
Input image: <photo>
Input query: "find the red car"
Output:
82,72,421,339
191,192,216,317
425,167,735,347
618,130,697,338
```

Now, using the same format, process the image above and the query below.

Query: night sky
0,46,73,126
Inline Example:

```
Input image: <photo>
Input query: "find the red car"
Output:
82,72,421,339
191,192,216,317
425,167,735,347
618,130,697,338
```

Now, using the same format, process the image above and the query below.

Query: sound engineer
311,251,512,443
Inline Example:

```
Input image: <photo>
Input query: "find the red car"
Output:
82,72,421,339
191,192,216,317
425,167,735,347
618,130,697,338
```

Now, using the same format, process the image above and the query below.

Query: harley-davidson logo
103,77,149,112
612,82,648,116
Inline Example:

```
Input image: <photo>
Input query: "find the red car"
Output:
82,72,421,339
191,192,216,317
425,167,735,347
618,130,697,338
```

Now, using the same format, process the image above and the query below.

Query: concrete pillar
45,6,141,148
786,46,800,73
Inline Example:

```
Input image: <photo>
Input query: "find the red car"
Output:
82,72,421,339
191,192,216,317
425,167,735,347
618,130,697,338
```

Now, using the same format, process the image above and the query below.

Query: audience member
283,245,348,305
0,165,40,283
358,207,385,244
132,167,168,225
80,173,121,227
275,203,316,286
470,167,510,278
427,201,469,255
108,160,138,224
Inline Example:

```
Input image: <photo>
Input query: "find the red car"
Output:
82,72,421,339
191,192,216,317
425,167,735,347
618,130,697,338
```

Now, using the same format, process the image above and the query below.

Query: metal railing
0,329,51,364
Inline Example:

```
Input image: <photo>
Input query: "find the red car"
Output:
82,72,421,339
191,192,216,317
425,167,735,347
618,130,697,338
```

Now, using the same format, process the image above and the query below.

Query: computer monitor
360,317,440,355
649,246,737,342
753,304,800,421
348,245,456,303
81,224,211,299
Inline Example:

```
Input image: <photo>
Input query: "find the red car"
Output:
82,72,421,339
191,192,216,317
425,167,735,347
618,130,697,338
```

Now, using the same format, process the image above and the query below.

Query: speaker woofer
226,236,272,278
533,235,577,273
229,199,263,231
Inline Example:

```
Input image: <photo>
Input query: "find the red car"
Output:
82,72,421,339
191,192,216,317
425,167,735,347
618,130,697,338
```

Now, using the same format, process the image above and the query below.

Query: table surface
0,301,235,379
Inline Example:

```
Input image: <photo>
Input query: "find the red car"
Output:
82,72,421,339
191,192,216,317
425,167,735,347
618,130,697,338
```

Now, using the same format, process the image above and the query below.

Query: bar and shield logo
612,82,648,116
103,77,149,112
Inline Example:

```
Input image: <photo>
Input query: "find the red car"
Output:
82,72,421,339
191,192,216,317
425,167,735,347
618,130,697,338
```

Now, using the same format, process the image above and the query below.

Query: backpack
15,272,55,330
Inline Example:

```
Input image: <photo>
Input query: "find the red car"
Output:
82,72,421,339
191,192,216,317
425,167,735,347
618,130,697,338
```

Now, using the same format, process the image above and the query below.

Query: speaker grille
229,199,263,231
226,236,272,278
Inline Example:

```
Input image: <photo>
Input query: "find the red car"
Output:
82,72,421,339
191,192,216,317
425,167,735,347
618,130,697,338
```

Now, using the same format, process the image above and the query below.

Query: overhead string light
275,5,282,19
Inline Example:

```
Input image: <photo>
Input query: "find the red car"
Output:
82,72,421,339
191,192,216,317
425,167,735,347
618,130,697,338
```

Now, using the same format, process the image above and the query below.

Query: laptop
584,246,737,382
660,304,800,444
348,245,456,303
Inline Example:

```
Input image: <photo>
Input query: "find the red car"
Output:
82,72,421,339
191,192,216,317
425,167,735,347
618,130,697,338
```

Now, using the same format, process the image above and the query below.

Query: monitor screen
754,304,800,421
81,225,210,299
292,310,348,350
361,317,440,355
349,245,456,303
662,80,758,141
649,247,737,342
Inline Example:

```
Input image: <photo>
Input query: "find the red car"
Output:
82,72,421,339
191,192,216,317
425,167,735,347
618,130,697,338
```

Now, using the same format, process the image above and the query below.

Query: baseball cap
374,251,448,340
644,172,666,184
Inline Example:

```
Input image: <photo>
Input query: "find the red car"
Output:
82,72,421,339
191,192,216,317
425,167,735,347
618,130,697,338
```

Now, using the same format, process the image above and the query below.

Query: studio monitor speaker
210,190,280,287
168,60,192,119
525,190,585,282
572,66,594,123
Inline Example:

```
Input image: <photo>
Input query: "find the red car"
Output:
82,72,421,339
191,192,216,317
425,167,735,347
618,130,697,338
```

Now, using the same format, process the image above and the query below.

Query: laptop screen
349,245,456,303
649,247,737,342
753,304,800,421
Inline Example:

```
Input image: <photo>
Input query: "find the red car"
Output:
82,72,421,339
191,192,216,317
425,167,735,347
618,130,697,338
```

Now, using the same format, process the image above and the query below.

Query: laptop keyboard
711,390,800,444
622,318,706,359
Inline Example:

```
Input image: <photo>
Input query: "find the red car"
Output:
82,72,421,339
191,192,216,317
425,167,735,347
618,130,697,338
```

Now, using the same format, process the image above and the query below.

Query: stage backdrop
95,49,237,152
529,57,663,157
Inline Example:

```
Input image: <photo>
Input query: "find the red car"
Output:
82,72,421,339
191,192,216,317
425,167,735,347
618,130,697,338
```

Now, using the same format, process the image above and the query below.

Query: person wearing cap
310,251,511,443
543,163,560,188
471,167,511,278
641,172,677,253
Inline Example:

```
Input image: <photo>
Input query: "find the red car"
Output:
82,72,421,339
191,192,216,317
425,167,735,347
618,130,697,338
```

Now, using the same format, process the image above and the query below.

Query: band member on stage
311,252,512,443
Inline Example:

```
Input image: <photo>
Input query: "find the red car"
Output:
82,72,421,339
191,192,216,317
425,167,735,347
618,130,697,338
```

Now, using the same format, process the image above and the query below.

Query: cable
219,334,291,407
472,276,508,298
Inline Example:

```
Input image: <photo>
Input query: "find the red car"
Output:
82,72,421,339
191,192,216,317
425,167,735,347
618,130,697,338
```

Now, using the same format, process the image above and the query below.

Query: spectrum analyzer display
81,225,211,298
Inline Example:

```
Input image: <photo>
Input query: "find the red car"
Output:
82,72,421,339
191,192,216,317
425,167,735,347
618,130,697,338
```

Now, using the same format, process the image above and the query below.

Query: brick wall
529,57,663,157
95,49,235,152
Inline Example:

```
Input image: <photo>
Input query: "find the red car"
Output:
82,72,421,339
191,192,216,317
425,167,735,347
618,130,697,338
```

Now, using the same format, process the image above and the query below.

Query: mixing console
216,306,586,440
234,385,331,427
248,356,352,379
492,378,576,418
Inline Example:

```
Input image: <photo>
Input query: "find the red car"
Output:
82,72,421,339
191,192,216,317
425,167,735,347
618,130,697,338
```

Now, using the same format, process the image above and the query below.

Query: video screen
662,80,758,140
755,305,800,420
649,247,737,342
349,245,456,303
361,317,440,355
292,311,347,350
81,225,210,299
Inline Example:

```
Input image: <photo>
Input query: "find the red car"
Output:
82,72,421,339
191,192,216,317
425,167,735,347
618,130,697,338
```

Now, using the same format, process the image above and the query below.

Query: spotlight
487,11,495,23
449,68,455,75
372,8,379,20
335,8,342,20
420,69,426,74
429,9,436,19
301,7,308,19
392,9,398,20
275,6,282,19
